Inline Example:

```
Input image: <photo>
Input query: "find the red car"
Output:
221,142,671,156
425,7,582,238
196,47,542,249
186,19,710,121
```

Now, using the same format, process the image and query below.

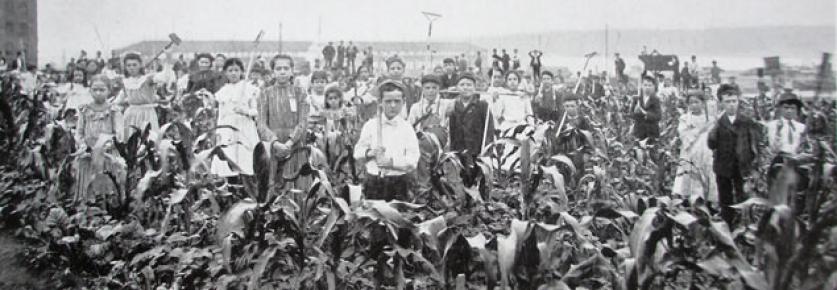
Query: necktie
786,119,794,145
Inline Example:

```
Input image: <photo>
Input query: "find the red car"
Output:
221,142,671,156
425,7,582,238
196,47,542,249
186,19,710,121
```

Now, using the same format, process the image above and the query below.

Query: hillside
471,26,835,59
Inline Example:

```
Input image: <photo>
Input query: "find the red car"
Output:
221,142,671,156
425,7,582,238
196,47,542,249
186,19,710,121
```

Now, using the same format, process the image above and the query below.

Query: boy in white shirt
354,80,420,201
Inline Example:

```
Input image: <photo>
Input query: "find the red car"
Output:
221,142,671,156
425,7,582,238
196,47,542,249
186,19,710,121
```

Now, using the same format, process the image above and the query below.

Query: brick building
1,0,38,66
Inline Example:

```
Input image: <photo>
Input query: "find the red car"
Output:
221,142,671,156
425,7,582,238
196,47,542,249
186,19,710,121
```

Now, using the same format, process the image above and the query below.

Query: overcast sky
39,0,835,64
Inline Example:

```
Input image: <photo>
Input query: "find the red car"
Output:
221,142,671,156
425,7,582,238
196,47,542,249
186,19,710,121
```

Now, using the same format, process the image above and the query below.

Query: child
113,52,163,139
75,75,123,202
495,71,533,130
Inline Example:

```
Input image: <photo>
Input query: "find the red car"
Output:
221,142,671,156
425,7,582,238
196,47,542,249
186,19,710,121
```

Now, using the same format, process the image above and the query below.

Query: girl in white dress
61,69,94,110
672,92,718,201
211,58,260,177
307,71,329,115
495,71,533,130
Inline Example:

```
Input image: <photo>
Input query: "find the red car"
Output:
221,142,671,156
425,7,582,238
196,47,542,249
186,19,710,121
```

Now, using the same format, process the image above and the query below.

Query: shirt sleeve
391,122,420,172
112,108,125,142
407,104,420,128
353,120,374,161
75,107,87,147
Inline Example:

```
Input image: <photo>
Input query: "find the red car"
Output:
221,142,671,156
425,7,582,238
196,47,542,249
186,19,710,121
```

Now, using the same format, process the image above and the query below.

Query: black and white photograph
0,0,835,289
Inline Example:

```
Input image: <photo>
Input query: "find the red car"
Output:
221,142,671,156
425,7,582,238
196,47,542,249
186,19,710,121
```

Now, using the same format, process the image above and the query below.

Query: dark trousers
363,174,412,201
532,65,541,82
716,172,745,226
348,58,356,74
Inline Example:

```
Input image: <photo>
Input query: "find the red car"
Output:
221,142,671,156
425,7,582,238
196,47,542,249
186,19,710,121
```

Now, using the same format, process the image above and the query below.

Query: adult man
710,60,723,84
10,52,24,71
347,41,359,73
336,41,346,70
764,91,806,156
458,53,468,72
440,58,460,89
408,74,455,188
501,49,511,73
354,80,420,201
322,42,336,69
257,54,312,191
614,53,626,84
680,62,693,89
491,49,501,71
631,75,662,142
708,84,764,226
689,55,700,84
529,50,543,82
449,73,495,156
474,51,483,75
95,51,106,71
363,46,374,69
173,54,186,76
108,50,121,72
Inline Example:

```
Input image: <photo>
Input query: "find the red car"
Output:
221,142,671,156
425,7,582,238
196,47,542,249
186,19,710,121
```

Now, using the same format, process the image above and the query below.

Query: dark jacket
708,114,764,177
187,70,225,94
440,72,459,90
322,45,335,59
450,96,495,156
630,94,662,140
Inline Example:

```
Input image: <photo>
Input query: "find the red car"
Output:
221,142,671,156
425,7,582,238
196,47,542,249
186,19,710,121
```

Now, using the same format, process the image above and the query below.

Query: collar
382,116,401,126
421,96,439,105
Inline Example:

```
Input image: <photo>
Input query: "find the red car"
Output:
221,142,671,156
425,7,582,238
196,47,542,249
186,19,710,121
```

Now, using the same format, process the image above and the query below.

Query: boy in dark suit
631,75,662,143
708,84,765,226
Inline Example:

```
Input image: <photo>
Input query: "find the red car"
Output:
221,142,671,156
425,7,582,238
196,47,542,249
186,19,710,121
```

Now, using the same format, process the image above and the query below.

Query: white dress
59,83,94,110
211,81,261,177
672,111,718,201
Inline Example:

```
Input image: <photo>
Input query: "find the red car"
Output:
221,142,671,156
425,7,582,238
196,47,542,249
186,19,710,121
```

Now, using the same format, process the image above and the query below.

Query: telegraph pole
278,21,283,54
422,11,441,73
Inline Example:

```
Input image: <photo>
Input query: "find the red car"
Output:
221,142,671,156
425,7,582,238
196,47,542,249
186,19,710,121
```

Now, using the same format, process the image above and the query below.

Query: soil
0,230,47,290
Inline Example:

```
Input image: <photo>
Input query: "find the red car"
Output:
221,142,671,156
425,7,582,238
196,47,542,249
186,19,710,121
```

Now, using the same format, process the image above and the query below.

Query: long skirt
672,129,717,202
74,153,121,204
212,115,260,176
123,104,160,139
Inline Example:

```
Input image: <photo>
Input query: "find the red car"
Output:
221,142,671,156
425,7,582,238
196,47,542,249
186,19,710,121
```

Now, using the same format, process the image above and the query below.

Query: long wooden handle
377,103,383,177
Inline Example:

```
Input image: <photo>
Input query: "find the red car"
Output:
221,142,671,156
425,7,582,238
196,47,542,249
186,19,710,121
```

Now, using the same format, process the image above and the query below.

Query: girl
319,86,357,165
75,75,123,202
113,52,162,139
211,58,260,177
62,69,94,110
308,71,329,115
672,92,716,201
495,71,533,130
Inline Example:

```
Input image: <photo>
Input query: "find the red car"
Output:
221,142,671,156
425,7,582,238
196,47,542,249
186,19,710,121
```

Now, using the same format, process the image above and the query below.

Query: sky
38,0,836,64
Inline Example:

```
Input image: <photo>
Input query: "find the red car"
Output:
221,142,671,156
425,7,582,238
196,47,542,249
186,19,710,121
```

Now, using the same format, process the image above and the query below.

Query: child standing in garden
74,75,123,202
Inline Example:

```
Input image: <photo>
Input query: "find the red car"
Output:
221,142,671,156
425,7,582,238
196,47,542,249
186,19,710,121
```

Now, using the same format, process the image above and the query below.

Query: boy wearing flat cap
449,73,495,157
408,74,455,189
764,90,807,155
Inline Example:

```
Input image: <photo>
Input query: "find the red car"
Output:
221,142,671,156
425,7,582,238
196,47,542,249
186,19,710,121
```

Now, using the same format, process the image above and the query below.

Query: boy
708,84,764,226
354,80,420,201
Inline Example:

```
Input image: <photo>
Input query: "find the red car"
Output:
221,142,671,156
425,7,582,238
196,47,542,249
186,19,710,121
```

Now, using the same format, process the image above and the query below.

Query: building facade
1,0,38,66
